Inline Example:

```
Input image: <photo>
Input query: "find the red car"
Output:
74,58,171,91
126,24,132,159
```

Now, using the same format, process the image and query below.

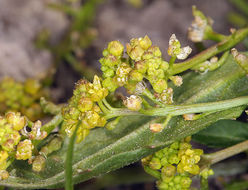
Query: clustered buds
0,112,47,180
168,34,192,60
100,35,186,105
188,6,213,42
0,77,49,121
62,76,108,143
142,137,213,190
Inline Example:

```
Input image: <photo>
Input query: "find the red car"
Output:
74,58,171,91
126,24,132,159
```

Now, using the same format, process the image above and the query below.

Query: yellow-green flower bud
6,112,27,131
149,157,162,170
32,155,46,172
153,79,167,93
123,95,142,111
159,61,169,71
102,78,118,92
168,154,180,165
180,176,192,188
127,44,144,61
129,70,143,82
16,139,34,160
147,46,162,57
78,97,93,112
107,41,124,57
100,54,120,67
139,35,152,50
134,60,147,74
161,165,176,178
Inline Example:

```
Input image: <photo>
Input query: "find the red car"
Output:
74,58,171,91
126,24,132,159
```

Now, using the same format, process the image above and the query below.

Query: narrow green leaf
0,53,248,189
193,119,248,147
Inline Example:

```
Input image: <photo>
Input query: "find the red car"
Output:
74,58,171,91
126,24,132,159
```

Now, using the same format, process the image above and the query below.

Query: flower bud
127,44,144,61
16,139,34,160
147,46,162,57
149,157,162,170
129,70,143,82
153,79,167,93
149,123,163,133
134,60,147,74
78,97,93,112
123,95,142,111
161,165,176,178
170,76,183,87
231,48,248,73
107,41,124,57
102,78,118,92
32,155,46,172
139,35,152,50
6,112,27,131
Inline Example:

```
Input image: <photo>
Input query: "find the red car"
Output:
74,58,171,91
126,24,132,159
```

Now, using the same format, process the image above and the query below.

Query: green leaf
192,119,248,148
1,54,248,189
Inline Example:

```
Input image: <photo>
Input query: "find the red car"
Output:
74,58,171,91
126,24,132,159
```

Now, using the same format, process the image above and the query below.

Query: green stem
102,98,114,110
202,140,248,165
142,96,248,116
98,100,110,114
105,96,248,119
169,56,177,68
206,30,227,42
169,27,248,75
65,122,81,190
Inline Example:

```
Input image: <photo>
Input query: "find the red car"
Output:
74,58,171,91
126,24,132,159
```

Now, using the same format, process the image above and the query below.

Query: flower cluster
101,36,171,94
62,75,108,143
142,137,213,190
0,77,49,121
0,112,47,180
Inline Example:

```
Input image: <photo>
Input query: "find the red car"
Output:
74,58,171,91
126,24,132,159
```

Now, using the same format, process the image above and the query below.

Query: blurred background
0,0,247,189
